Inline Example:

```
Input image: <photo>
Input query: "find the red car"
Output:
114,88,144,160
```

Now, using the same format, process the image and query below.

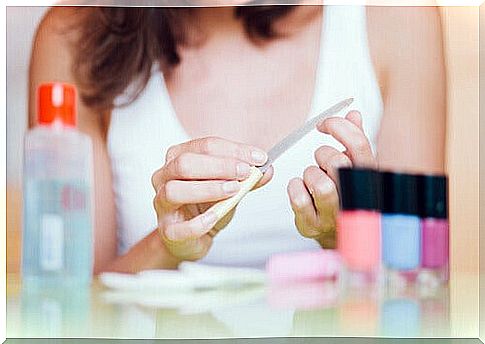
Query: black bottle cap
338,167,380,211
418,174,448,219
380,171,419,216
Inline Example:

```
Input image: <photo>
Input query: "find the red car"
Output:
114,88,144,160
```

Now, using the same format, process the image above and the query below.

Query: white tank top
107,6,384,268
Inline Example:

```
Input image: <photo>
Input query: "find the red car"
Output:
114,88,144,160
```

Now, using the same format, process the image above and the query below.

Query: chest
164,26,322,151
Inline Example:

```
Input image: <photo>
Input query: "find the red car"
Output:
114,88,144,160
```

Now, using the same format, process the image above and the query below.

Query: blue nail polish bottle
380,172,421,275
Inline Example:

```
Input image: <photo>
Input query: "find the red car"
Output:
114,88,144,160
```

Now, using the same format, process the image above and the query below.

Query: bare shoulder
31,7,81,83
367,6,441,30
366,7,444,79
30,7,109,134
37,7,78,34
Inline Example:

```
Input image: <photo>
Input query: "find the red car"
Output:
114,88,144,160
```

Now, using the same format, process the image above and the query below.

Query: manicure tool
207,98,354,224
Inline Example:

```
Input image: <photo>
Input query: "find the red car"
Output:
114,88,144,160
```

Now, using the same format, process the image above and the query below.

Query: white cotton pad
266,250,342,284
178,262,266,288
99,270,194,291
99,263,266,292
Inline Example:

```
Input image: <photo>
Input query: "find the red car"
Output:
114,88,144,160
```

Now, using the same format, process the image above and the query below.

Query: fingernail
222,181,240,194
237,163,251,178
164,228,176,241
202,211,218,228
251,150,268,165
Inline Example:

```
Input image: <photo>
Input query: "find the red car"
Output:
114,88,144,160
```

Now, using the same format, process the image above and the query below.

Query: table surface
6,271,454,339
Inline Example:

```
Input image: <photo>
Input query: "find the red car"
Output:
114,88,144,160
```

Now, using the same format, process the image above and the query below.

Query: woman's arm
368,6,446,173
29,8,180,274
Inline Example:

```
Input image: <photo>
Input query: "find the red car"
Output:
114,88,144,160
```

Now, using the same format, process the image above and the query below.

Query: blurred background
6,5,480,337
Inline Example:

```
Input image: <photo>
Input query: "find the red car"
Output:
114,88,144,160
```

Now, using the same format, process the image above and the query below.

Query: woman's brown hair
72,6,296,111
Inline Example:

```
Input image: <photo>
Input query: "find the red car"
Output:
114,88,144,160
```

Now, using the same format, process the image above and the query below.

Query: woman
29,4,446,273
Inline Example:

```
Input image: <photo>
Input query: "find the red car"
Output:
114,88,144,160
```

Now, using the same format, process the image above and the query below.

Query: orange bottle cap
38,82,77,127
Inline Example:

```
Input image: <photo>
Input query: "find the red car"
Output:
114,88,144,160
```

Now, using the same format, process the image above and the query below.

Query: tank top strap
311,5,383,151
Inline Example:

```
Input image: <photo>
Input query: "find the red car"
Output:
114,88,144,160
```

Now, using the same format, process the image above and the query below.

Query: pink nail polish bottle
417,175,449,286
337,168,381,282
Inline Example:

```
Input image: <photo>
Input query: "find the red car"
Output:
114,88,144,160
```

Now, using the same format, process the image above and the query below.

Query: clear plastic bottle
22,82,94,289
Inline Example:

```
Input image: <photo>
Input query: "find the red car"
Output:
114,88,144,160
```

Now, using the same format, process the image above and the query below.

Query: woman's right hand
151,137,273,262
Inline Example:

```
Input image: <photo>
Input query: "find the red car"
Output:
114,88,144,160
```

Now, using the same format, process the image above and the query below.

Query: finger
287,177,320,238
164,153,252,181
303,166,338,234
254,166,274,190
166,137,268,166
152,168,165,193
164,211,218,241
345,110,363,131
314,146,352,184
317,117,375,167
164,180,241,205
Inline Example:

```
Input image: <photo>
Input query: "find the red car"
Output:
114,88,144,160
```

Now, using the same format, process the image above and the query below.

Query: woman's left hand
287,111,377,248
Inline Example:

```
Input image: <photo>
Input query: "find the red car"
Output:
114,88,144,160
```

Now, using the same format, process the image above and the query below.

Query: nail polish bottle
380,172,421,282
417,175,449,285
337,168,381,280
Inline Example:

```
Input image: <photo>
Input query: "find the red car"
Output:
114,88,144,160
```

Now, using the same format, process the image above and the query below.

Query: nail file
207,98,354,222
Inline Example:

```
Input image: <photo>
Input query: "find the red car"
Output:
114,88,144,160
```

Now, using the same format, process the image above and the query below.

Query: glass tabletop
6,272,451,339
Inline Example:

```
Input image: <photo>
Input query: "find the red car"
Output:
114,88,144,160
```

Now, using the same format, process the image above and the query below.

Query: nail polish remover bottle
381,172,421,282
22,82,94,289
337,168,381,281
417,175,449,285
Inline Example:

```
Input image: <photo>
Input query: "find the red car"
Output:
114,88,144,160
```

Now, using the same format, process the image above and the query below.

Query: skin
29,6,446,273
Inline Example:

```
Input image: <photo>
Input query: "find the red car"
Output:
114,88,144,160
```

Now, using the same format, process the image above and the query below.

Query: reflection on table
7,271,450,339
